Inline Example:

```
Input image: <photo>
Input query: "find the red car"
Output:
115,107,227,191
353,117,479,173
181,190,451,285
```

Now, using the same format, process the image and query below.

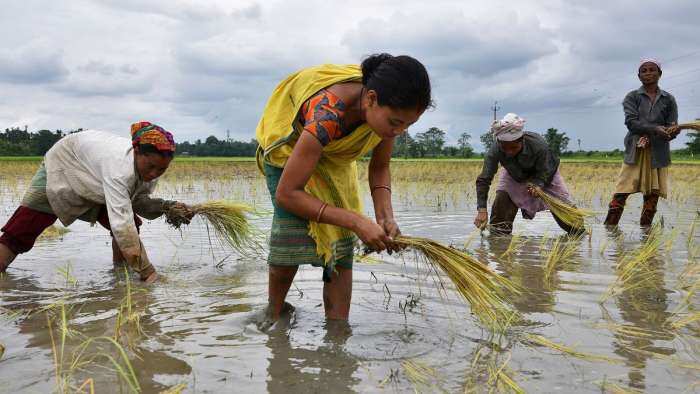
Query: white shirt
44,130,163,254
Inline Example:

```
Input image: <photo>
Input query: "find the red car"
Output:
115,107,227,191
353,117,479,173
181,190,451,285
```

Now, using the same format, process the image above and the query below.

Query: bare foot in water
257,302,295,332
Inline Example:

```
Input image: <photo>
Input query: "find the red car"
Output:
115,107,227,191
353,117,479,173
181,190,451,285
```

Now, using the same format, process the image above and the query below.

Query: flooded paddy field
0,159,698,393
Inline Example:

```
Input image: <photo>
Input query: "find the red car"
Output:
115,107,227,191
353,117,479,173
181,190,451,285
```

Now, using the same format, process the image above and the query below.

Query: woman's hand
354,216,393,252
172,202,195,224
474,209,488,229
378,218,402,253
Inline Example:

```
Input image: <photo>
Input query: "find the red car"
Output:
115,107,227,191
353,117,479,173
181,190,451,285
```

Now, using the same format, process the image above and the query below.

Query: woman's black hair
361,53,433,111
137,143,174,158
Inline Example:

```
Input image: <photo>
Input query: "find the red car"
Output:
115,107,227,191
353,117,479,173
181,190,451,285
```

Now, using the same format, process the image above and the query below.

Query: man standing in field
473,113,582,235
603,59,680,227
0,122,193,283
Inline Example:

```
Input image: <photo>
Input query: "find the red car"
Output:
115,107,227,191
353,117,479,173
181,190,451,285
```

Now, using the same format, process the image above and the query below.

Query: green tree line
2,125,699,158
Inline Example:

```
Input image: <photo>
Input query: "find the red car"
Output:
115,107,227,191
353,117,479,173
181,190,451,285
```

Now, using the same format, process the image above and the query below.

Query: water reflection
609,242,674,390
266,319,359,393
0,272,192,392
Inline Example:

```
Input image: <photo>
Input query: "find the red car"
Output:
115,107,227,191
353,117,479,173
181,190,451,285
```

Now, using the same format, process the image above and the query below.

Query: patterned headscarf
130,121,176,152
639,58,661,72
491,113,525,142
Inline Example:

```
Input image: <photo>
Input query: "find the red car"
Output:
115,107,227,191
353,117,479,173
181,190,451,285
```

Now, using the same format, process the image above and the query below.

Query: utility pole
226,129,230,142
577,138,581,151
491,101,500,121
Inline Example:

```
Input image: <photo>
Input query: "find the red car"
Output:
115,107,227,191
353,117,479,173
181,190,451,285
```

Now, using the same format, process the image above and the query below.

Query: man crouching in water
474,113,583,235
0,121,193,283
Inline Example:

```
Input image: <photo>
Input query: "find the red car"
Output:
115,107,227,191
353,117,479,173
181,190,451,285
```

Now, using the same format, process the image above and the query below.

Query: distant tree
480,131,494,152
543,128,569,156
393,132,418,158
32,129,63,155
457,132,474,158
415,127,446,157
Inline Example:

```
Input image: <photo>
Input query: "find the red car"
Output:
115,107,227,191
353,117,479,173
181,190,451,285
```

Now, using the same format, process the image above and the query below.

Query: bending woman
256,54,432,321
0,122,193,283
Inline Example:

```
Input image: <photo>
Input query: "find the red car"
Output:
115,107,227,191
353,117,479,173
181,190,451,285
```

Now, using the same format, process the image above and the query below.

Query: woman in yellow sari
256,54,432,322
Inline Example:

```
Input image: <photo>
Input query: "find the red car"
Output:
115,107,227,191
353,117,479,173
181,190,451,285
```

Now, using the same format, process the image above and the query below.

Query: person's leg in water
267,265,299,320
640,192,660,227
604,193,630,226
489,191,519,235
96,207,143,265
323,266,352,320
0,206,57,272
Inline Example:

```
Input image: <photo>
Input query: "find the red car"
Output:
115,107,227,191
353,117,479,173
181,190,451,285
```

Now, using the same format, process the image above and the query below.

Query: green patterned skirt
264,163,353,271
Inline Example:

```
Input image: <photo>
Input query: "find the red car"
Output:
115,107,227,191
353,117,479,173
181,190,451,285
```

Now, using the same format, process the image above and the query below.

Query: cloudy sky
1,0,699,151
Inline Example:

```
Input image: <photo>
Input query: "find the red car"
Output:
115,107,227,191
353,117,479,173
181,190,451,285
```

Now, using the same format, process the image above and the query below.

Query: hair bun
361,53,393,85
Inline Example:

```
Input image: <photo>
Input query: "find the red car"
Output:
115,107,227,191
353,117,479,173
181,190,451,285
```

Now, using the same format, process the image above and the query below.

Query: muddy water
0,161,698,393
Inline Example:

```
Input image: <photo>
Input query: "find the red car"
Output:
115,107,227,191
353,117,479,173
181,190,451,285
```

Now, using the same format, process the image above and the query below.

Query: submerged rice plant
393,235,519,331
166,200,260,253
523,334,623,364
401,359,442,391
543,235,583,283
600,225,663,303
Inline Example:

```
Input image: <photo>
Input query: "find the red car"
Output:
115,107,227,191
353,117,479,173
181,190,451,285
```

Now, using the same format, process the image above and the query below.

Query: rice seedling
160,383,187,393
529,185,592,231
594,380,642,394
57,263,78,288
523,334,624,364
401,359,442,392
392,235,519,331
485,353,524,394
593,321,670,340
114,267,144,343
600,225,663,303
165,200,261,253
47,305,142,393
667,312,700,331
500,234,524,260
0,342,4,360
543,235,583,283
677,120,700,131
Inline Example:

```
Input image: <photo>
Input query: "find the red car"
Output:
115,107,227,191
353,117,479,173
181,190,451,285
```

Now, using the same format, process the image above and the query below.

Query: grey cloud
96,0,261,22
0,42,69,84
342,10,558,79
55,61,153,97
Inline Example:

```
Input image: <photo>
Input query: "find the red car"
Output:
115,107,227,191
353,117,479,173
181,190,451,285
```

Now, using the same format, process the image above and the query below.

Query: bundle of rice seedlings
523,334,624,364
165,200,259,253
529,185,592,231
543,235,583,283
600,225,663,303
392,235,519,330
678,120,700,131
0,342,4,360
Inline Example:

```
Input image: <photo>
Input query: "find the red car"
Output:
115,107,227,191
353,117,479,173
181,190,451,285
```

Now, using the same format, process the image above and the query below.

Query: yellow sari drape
256,64,382,264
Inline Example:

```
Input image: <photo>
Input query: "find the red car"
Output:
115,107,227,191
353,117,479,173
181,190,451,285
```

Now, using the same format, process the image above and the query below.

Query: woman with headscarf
603,58,680,227
474,113,581,235
256,53,432,323
0,122,193,283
